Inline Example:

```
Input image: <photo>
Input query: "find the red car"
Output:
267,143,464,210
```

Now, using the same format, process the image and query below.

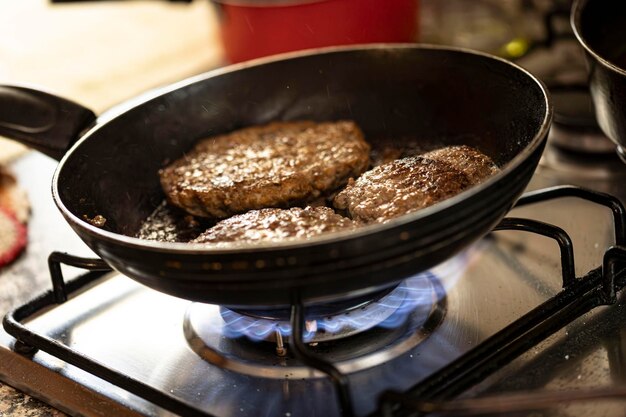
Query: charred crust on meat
193,206,357,245
159,121,371,219
333,146,499,224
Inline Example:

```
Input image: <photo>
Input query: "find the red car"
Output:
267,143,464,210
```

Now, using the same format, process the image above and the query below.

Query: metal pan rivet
255,260,266,269
329,249,339,258
165,260,182,269
232,261,249,270
287,257,297,265
400,232,410,241
210,262,222,271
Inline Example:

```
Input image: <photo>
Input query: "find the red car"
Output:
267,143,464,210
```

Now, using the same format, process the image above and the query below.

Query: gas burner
183,273,446,379
219,285,407,344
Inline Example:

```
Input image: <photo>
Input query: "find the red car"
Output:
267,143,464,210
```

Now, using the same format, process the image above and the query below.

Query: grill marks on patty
159,121,370,218
333,146,499,224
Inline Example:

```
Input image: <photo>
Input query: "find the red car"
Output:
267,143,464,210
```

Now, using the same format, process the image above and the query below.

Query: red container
214,0,419,63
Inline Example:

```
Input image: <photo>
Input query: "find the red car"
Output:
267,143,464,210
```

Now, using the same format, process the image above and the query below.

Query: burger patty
193,206,356,245
423,145,499,184
160,121,370,218
333,146,498,224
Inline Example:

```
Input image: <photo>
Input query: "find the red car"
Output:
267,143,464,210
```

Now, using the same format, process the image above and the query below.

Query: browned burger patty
193,206,356,245
333,146,499,224
159,121,370,218
423,145,498,185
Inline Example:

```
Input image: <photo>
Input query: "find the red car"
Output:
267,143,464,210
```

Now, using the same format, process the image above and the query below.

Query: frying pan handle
0,85,96,161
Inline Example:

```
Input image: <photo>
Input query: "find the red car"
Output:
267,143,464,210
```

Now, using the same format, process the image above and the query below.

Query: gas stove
3,26,626,417
1,137,626,417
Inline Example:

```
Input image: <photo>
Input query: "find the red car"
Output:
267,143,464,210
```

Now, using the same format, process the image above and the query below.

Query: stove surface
2,145,626,417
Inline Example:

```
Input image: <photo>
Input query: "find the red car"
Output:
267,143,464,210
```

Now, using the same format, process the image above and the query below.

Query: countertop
0,1,223,415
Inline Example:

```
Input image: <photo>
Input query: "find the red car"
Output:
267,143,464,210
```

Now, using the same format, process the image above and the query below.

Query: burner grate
378,186,626,416
2,185,626,417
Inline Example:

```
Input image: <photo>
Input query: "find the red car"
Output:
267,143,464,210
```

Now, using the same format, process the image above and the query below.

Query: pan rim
52,43,553,255
571,0,626,78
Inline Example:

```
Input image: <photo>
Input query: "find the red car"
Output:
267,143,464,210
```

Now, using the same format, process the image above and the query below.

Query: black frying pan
0,45,551,308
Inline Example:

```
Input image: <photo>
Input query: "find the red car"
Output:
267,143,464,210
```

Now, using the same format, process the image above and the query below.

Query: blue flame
221,273,438,343
219,251,470,343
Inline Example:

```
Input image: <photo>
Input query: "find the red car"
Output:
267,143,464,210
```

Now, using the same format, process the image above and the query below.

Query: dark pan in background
572,0,626,162
0,45,551,308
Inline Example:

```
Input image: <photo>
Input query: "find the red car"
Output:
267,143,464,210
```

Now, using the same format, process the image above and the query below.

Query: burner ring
183,273,446,379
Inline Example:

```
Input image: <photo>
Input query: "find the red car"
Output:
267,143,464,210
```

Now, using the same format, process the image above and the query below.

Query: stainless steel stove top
1,139,626,416
3,31,626,414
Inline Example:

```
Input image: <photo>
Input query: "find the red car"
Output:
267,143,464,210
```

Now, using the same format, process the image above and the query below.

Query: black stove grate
378,186,626,416
3,185,626,417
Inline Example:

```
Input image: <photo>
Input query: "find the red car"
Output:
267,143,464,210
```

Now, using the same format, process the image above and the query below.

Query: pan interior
57,47,547,239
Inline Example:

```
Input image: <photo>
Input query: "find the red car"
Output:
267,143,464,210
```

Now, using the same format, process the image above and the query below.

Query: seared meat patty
334,146,498,224
160,121,370,218
423,145,498,184
193,207,356,245
334,156,470,224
